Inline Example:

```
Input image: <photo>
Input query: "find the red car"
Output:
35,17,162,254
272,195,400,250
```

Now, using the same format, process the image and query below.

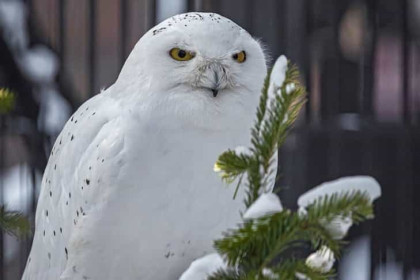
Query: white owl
22,12,267,280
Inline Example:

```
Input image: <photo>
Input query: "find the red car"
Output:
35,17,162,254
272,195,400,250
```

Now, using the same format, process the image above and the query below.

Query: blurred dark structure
0,0,419,279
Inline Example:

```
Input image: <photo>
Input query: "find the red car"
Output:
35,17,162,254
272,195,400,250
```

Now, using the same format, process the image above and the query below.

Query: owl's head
116,13,267,130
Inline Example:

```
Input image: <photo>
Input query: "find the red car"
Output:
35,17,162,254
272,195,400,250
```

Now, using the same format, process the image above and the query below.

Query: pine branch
206,59,379,279
214,61,306,208
305,191,374,225
0,206,31,238
213,190,373,278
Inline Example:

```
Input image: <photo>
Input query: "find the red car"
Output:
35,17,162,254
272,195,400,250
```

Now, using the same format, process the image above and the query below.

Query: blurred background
0,0,419,279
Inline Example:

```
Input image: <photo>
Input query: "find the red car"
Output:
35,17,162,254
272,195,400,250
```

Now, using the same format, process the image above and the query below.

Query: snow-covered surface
339,236,370,280
2,164,38,213
243,193,283,220
38,88,72,135
0,0,28,50
1,165,41,263
320,214,353,240
19,45,59,83
298,176,382,208
340,236,420,280
305,246,335,273
179,253,227,280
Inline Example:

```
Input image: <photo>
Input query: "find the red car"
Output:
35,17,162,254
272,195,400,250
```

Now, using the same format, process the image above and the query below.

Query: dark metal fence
0,0,419,279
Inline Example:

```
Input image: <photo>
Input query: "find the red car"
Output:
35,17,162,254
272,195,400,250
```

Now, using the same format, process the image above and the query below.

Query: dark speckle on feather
86,179,90,185
71,135,74,141
45,210,48,217
49,191,52,197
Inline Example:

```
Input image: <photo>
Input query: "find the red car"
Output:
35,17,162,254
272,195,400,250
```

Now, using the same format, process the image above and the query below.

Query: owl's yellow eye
232,51,246,63
169,48,195,61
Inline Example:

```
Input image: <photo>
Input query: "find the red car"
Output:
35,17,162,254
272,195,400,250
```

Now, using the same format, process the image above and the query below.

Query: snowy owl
22,13,267,280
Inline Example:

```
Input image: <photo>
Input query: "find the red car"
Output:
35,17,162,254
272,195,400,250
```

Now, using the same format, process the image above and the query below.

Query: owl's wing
22,91,125,280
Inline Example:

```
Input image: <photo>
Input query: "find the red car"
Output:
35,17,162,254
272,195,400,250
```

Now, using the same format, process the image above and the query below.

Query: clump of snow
262,268,278,279
285,83,296,94
179,253,227,280
320,214,353,240
234,146,253,157
298,176,382,208
259,56,288,134
0,1,28,50
243,193,283,220
305,246,335,273
259,164,265,177
268,55,288,99
19,46,59,83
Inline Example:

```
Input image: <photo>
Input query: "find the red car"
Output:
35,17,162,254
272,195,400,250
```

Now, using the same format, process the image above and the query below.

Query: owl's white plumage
22,13,267,280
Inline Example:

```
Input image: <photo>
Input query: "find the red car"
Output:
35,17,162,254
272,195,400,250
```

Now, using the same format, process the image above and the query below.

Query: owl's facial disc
168,48,247,98
168,44,248,97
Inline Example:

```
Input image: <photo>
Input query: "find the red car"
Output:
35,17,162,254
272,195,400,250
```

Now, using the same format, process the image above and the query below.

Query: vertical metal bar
59,0,66,71
88,0,96,96
361,0,376,120
0,116,5,280
120,0,128,66
146,0,157,29
304,0,312,123
187,0,195,11
245,0,254,34
402,0,410,124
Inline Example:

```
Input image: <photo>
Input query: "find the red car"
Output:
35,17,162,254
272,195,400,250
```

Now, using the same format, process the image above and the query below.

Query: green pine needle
0,88,16,115
0,206,31,238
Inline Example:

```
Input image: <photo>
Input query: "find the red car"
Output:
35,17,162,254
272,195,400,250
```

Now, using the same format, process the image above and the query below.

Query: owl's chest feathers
121,118,249,194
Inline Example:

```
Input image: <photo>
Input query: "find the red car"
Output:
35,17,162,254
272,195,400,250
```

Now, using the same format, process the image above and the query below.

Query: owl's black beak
211,88,219,97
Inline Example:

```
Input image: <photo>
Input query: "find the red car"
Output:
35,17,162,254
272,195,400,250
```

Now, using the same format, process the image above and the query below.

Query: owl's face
117,13,267,130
